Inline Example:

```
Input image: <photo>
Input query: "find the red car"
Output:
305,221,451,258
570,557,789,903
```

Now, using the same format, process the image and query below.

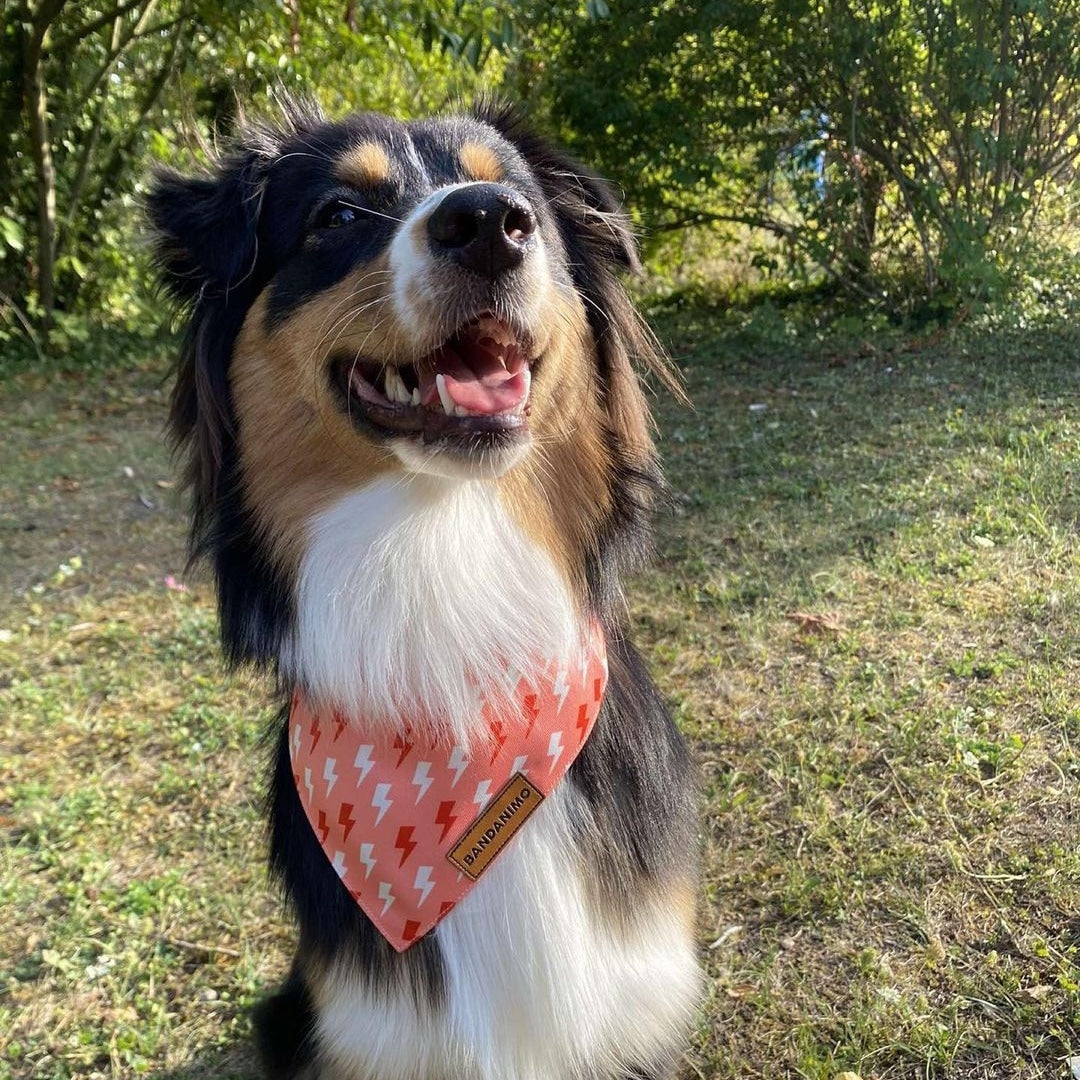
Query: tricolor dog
148,99,700,1080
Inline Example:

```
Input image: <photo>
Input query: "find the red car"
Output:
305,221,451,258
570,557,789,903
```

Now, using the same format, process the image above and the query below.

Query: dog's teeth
385,367,409,405
435,373,454,415
411,387,420,407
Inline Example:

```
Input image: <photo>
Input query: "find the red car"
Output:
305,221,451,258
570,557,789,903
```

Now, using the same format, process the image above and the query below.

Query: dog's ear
146,152,266,303
146,146,273,555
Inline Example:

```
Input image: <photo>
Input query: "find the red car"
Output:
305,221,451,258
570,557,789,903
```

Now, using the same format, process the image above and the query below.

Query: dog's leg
252,965,318,1080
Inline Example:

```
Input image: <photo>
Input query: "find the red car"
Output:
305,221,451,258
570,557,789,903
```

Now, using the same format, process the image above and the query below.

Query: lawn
1,307,1078,1079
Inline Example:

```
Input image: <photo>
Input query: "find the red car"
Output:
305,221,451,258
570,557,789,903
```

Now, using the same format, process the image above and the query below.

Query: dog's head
149,100,675,667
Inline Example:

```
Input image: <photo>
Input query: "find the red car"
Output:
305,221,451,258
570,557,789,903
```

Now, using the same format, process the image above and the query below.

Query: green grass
2,313,1079,1078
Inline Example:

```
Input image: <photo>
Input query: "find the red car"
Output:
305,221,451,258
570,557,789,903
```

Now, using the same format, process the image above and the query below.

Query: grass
2,309,1079,1079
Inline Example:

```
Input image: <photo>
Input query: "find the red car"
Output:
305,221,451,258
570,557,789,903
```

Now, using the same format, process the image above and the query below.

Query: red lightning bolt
338,802,357,841
434,800,458,843
316,810,329,844
393,733,414,767
594,676,603,702
332,710,348,743
402,919,421,942
576,703,590,743
309,715,322,751
394,824,417,867
438,900,456,919
488,720,508,764
522,693,540,738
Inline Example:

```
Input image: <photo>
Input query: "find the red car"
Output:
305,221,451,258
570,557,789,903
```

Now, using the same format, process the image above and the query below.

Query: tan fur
230,256,403,572
458,142,504,183
336,141,392,187
496,298,613,597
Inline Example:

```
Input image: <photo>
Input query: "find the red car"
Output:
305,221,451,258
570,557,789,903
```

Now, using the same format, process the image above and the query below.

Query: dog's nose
427,184,536,279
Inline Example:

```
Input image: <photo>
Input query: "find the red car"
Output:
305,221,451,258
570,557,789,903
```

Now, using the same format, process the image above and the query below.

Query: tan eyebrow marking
336,141,392,187
459,142,504,183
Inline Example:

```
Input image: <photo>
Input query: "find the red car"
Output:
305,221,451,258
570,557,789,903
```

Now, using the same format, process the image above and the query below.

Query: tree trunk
22,5,66,337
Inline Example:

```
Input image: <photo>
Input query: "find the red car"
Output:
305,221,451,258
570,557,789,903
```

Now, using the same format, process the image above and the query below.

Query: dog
148,98,700,1080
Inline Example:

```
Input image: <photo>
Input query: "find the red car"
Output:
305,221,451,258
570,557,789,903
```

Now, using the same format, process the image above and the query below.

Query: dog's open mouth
332,315,534,441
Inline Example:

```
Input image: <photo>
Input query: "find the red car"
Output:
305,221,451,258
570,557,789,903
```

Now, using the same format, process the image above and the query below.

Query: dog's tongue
419,328,528,415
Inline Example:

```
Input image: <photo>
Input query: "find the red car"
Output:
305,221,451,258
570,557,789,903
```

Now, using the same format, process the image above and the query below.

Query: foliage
0,0,520,352
542,0,1080,311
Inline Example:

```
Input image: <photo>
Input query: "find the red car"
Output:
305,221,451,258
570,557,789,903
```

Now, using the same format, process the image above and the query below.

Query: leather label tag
447,773,544,880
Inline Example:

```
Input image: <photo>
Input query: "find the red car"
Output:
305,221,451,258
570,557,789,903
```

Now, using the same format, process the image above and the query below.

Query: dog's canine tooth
435,373,454,415
410,387,421,407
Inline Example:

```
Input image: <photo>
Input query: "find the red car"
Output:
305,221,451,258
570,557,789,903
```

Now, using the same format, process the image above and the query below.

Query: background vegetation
2,0,1080,349
3,2,1080,1078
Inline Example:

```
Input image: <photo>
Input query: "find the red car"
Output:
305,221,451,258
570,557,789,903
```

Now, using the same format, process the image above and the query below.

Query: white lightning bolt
358,842,376,878
371,782,393,825
547,730,565,773
511,754,528,775
473,779,492,806
353,744,375,784
302,766,314,805
290,722,302,758
322,757,339,798
552,667,571,714
412,761,433,804
413,865,435,906
331,850,347,878
378,880,395,916
447,746,469,787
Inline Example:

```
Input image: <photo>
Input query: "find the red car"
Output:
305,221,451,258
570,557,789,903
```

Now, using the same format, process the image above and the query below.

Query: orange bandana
289,623,608,951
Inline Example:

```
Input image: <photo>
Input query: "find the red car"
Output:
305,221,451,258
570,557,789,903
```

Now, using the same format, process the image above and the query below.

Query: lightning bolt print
290,722,302,759
522,693,540,737
575,703,590,743
353,744,375,784
487,720,508,764
411,761,433,804
302,767,314,806
394,825,417,867
338,802,357,842
435,799,459,843
358,842,376,879
377,881,395,916
322,756,339,797
413,865,435,906
309,715,322,751
511,754,529,775
552,667,571,714
447,746,469,787
332,711,348,743
331,850,347,878
392,732,414,767
547,730,565,773
473,779,492,806
371,782,393,826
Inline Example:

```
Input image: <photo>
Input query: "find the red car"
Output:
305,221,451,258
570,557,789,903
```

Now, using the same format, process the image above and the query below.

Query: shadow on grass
647,314,1080,609
148,1041,260,1080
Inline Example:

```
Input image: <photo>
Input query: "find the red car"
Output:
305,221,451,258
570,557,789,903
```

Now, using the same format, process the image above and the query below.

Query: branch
45,0,146,54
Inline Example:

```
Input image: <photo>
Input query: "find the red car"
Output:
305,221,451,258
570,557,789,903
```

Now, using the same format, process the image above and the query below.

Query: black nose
426,184,537,279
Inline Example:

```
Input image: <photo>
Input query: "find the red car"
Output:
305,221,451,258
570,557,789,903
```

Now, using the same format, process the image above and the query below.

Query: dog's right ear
146,152,266,303
146,149,270,555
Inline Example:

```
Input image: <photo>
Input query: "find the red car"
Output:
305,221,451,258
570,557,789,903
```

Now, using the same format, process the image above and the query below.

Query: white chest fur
285,476,579,745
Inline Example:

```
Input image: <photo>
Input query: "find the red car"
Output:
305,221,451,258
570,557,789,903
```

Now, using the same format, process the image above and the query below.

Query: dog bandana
288,623,608,951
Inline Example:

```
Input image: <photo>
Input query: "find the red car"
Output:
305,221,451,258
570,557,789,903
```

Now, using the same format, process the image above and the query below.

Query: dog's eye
315,201,359,230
